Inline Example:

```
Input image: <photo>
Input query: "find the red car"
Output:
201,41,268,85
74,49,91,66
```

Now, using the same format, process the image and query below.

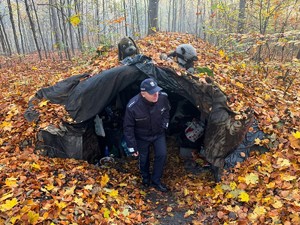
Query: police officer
123,78,171,192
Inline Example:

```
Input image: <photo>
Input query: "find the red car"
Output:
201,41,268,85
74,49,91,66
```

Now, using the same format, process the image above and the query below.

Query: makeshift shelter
25,55,257,176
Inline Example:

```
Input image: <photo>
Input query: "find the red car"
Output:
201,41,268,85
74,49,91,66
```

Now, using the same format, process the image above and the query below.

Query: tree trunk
58,0,71,60
16,0,25,54
167,0,171,31
134,0,141,35
237,0,246,33
67,0,75,55
31,0,48,58
24,0,42,60
297,49,300,59
123,0,128,36
49,0,63,60
102,0,106,35
74,0,83,52
0,16,11,56
7,0,20,54
172,0,177,32
148,0,159,35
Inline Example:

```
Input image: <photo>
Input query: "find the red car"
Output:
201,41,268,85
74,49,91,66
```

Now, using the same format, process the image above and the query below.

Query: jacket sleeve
123,107,138,153
161,95,171,129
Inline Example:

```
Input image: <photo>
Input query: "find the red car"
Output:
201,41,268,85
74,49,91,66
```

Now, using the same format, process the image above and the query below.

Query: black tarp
26,55,255,167
33,55,230,123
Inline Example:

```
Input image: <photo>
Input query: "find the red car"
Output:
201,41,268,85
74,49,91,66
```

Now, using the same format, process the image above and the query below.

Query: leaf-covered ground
0,32,299,224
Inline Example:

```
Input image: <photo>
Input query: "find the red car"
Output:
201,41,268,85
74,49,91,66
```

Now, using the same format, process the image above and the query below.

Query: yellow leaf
0,198,18,212
238,191,249,202
245,173,259,185
5,178,18,187
282,175,296,181
31,66,38,70
103,207,110,218
288,134,300,149
74,197,84,206
219,49,225,58
292,131,300,139
230,182,237,190
70,14,81,27
253,206,266,216
10,215,20,224
0,121,13,132
0,193,13,202
272,200,283,209
55,201,67,209
277,158,291,167
214,184,223,195
264,94,271,100
64,186,76,195
184,210,194,218
254,138,262,145
39,100,48,107
119,183,127,187
235,82,244,89
256,97,265,104
108,189,118,198
266,182,275,189
226,192,234,199
28,211,39,224
100,174,110,187
31,163,41,170
183,188,189,196
45,183,54,191
84,184,93,190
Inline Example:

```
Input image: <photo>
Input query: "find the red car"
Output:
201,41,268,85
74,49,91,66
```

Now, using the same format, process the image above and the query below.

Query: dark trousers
136,134,167,184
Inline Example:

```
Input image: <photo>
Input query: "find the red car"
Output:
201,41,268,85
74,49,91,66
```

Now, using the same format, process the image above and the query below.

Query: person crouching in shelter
123,78,171,192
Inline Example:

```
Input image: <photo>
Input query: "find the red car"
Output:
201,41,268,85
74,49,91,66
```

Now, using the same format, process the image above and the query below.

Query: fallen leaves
0,32,299,224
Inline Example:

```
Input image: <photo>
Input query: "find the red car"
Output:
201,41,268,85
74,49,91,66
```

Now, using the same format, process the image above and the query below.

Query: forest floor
1,32,299,224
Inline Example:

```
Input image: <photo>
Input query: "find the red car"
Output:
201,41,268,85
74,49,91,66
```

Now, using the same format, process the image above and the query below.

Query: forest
0,0,300,224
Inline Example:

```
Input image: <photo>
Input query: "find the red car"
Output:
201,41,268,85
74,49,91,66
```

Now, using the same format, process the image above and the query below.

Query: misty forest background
0,0,299,64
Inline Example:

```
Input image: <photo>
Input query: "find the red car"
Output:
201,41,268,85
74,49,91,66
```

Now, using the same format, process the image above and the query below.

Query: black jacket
123,92,170,152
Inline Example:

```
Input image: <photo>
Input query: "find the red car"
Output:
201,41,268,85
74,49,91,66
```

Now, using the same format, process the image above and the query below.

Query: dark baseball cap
140,78,162,94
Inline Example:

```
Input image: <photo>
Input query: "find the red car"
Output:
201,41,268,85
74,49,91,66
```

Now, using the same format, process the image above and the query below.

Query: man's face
142,91,159,103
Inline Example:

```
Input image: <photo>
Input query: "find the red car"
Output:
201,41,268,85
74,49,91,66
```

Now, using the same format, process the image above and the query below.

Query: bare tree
16,0,25,54
237,0,246,33
24,0,42,60
7,0,20,54
148,0,159,34
31,0,48,58
0,15,12,56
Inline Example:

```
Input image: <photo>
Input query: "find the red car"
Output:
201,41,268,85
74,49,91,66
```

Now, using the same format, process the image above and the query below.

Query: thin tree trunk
168,0,171,31
31,0,48,58
57,0,70,60
95,0,100,42
172,0,177,31
49,0,62,59
0,16,11,56
297,49,300,59
148,0,159,34
7,0,20,54
67,0,75,55
16,0,25,54
134,0,141,35
237,0,246,33
102,0,106,35
24,0,42,60
74,0,83,51
123,0,128,36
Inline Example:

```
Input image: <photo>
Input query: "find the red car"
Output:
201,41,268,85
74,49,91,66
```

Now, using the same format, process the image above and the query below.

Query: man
123,78,171,192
